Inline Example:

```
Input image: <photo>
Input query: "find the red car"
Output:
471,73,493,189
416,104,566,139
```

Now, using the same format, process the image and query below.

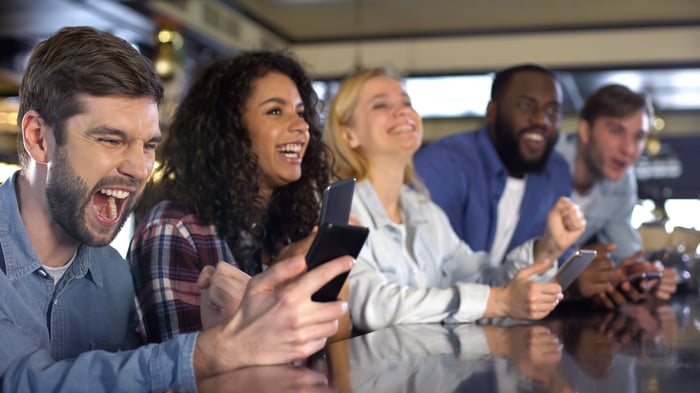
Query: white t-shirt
42,250,78,285
491,176,526,263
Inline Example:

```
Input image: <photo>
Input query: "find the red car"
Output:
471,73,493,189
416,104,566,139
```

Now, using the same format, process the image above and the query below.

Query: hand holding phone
306,222,369,302
623,271,663,292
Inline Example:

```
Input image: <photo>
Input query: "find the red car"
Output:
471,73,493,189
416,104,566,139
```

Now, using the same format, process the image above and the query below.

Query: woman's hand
198,262,252,329
486,260,563,320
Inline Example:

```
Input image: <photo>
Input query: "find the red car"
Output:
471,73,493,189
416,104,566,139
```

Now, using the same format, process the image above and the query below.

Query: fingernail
341,301,348,313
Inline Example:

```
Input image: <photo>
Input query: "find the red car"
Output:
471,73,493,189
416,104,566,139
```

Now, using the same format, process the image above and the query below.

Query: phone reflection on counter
194,298,696,393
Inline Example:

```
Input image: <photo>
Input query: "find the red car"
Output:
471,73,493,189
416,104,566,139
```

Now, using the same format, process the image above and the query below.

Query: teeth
523,133,544,142
108,196,117,220
277,143,302,153
99,189,130,199
277,143,303,158
393,125,413,133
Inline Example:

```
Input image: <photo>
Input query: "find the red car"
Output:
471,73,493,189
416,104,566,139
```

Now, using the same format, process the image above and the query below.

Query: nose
290,114,310,135
620,133,639,158
394,103,412,118
118,142,152,181
528,107,551,128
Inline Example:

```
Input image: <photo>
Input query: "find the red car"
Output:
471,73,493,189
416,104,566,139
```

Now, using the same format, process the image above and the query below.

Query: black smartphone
319,178,356,226
625,271,663,292
306,222,369,302
551,249,597,291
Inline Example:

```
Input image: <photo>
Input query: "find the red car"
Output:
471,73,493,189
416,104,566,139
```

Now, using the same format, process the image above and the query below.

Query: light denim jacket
0,172,197,392
556,135,642,261
349,180,554,332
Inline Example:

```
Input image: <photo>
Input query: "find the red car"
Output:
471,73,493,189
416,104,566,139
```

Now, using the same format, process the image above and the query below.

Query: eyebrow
369,92,410,101
260,97,305,109
85,127,163,144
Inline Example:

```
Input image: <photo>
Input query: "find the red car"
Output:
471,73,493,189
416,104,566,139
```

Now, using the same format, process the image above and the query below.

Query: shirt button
37,269,49,278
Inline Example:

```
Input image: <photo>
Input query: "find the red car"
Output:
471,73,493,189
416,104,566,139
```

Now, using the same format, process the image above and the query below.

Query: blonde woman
324,67,586,331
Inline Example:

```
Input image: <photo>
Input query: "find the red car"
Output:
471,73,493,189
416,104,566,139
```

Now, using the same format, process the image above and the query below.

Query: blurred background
1,0,699,256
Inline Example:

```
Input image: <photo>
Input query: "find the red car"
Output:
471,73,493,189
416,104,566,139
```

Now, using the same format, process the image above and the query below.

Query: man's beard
46,149,138,247
492,111,558,175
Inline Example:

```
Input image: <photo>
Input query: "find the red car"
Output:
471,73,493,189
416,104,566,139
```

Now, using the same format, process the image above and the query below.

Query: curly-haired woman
128,51,337,343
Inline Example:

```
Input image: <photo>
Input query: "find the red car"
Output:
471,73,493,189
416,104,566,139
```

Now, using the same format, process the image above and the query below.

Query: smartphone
551,249,597,291
306,222,369,302
319,178,356,226
625,271,663,292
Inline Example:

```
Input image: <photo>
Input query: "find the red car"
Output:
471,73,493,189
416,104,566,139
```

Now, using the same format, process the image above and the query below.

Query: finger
293,319,341,346
197,265,217,289
247,256,308,296
519,259,553,279
598,292,616,309
348,213,361,226
209,276,247,308
607,287,629,306
289,256,355,297
215,261,253,281
293,299,349,330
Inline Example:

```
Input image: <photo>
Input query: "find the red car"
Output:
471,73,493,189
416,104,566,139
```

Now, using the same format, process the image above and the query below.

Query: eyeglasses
514,98,561,122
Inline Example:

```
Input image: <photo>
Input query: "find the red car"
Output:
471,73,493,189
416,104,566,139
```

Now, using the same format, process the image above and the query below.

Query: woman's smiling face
243,71,310,197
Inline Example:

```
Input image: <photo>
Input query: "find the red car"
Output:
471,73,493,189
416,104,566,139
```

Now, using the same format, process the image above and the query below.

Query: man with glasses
414,64,572,264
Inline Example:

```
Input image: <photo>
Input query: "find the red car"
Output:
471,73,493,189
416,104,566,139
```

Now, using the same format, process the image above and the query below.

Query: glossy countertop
197,295,700,392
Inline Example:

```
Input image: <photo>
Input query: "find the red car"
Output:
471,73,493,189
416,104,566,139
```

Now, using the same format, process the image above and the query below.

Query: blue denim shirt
348,180,549,332
556,134,642,261
414,126,573,263
0,172,197,392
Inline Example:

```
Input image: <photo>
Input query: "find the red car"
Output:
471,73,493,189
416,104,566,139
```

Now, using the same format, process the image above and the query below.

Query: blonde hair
324,67,421,186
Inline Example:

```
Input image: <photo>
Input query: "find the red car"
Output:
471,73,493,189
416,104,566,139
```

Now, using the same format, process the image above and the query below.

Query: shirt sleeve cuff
149,332,199,392
450,283,490,322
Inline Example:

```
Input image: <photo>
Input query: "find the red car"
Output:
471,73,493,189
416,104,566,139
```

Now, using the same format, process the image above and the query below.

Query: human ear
577,119,591,145
21,110,52,164
341,125,361,149
485,101,497,125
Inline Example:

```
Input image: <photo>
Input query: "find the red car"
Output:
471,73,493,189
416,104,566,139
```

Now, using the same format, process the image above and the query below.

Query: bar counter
197,295,700,392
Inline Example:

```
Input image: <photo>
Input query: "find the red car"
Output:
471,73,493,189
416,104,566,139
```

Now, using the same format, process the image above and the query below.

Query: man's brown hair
17,26,163,167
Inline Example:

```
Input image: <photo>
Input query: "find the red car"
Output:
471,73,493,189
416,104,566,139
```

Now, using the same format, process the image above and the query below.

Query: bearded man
414,64,572,264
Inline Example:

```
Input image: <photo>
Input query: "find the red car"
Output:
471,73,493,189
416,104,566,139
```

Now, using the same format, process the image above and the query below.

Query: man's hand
193,255,354,379
651,261,678,301
198,262,252,329
535,197,586,262
487,260,563,320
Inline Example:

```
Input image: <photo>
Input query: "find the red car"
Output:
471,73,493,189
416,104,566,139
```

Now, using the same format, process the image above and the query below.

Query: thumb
197,265,217,290
518,259,552,279
246,255,307,295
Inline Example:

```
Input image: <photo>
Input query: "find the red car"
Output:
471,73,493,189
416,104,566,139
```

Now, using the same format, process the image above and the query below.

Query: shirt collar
556,133,624,195
477,125,509,178
0,171,103,286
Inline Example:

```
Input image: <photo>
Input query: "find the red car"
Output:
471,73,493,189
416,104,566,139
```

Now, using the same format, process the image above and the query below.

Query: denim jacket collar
0,171,103,287
476,125,509,180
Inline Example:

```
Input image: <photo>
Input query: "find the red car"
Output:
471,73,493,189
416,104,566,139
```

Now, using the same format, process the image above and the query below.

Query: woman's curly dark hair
139,51,332,274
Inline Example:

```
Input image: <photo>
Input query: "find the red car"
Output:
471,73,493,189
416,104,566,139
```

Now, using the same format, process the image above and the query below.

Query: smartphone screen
319,178,356,226
306,222,369,302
